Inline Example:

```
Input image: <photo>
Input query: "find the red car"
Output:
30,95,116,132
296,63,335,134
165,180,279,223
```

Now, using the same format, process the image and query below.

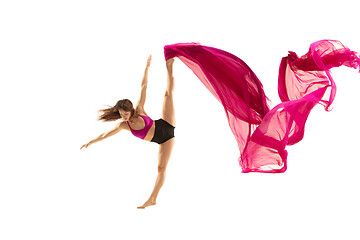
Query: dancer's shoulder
135,105,147,116
117,121,129,130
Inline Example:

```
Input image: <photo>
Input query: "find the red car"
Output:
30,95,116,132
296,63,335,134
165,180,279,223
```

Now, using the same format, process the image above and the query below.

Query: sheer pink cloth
164,40,360,173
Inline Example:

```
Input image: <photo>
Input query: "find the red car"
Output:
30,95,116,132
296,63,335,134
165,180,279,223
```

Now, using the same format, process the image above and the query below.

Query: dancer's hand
146,55,152,67
80,141,92,150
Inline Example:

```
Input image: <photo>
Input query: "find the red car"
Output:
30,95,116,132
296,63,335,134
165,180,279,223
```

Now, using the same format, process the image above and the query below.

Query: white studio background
1,0,359,239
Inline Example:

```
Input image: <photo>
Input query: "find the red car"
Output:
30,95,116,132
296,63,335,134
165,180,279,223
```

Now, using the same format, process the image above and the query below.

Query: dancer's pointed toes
137,201,156,209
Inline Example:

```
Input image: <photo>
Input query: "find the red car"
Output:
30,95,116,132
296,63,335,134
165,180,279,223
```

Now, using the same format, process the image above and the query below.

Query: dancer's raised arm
136,55,152,113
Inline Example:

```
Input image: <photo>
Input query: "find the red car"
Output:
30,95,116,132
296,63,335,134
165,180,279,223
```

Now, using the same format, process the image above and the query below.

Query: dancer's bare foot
137,200,156,209
166,58,175,67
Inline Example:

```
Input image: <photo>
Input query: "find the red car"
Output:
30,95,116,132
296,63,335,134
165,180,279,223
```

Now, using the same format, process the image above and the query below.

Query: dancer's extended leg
162,58,176,126
138,59,175,209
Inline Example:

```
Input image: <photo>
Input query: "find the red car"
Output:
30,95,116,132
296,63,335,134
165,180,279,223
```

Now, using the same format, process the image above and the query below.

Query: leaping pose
81,56,176,209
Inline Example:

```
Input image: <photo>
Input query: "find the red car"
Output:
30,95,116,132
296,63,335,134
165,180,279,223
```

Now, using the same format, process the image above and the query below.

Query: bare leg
162,58,175,126
137,138,175,209
137,59,176,209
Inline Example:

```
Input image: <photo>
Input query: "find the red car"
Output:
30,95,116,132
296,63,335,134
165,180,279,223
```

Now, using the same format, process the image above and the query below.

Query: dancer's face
119,109,131,121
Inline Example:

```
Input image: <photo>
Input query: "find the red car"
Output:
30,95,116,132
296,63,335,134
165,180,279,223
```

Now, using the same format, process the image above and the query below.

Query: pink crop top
127,115,154,139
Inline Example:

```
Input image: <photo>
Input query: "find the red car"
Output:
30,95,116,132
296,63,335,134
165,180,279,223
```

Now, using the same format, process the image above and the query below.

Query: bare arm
136,55,152,113
80,122,125,150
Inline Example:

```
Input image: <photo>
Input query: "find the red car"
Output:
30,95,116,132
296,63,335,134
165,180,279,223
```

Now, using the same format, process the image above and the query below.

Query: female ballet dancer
81,55,176,209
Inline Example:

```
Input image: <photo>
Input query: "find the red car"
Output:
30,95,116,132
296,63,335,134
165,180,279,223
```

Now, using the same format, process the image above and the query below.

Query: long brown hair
98,99,138,122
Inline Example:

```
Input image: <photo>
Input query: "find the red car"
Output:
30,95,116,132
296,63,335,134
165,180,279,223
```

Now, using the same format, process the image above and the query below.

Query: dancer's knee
164,90,174,98
158,164,167,173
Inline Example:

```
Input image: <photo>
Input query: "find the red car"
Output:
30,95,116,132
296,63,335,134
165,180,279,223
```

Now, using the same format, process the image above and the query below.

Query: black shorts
150,119,175,144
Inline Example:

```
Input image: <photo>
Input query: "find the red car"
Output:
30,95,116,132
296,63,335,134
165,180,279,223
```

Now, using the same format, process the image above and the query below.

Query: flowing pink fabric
164,40,360,173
